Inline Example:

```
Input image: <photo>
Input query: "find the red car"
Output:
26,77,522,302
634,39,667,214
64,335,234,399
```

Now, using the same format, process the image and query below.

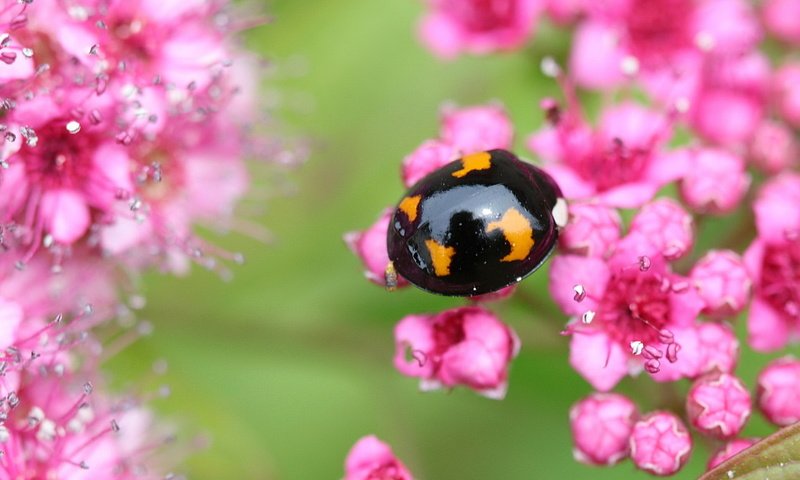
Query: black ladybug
386,149,566,296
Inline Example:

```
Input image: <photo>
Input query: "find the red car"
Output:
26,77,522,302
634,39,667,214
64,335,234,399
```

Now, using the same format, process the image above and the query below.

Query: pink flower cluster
0,0,268,475
345,0,800,476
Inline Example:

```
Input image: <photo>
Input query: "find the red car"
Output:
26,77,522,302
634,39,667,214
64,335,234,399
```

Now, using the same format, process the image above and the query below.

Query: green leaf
701,423,800,480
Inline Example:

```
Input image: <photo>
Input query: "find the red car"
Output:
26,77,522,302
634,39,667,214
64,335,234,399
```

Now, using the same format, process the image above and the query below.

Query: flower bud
686,372,752,439
630,198,694,261
345,209,406,288
559,203,622,258
680,148,749,214
630,411,692,476
756,357,800,426
570,393,638,466
707,438,759,470
440,104,514,154
344,435,413,480
690,250,751,318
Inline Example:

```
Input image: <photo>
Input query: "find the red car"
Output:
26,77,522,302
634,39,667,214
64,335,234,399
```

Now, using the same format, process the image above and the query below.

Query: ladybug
386,149,567,296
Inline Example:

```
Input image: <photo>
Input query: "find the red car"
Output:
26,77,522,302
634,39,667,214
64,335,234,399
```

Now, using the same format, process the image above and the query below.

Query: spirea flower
418,0,540,58
744,173,800,351
762,0,800,44
686,372,752,440
345,209,407,288
0,0,264,275
558,203,622,258
570,393,638,466
629,411,692,476
678,147,750,214
393,306,520,399
528,101,684,208
344,435,414,480
690,250,752,319
756,357,800,427
550,232,706,391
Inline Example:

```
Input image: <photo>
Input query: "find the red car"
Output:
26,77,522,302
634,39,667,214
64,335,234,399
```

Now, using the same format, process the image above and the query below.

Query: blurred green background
108,0,783,478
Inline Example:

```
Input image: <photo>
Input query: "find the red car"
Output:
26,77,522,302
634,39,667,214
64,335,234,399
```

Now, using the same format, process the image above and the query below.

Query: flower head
393,306,519,399
344,435,413,480
418,0,540,58
570,392,638,466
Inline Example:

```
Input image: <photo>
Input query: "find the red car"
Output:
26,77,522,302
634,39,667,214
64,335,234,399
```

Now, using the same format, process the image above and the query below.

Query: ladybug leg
384,261,398,291
552,197,568,229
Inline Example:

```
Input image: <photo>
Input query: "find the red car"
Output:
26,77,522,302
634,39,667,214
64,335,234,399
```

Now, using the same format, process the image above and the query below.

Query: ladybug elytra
386,149,566,296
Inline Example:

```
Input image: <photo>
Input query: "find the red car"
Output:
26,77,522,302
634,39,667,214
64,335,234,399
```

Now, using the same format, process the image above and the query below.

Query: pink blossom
678,147,750,214
418,0,540,58
345,209,407,288
630,411,692,476
695,322,739,375
570,393,638,466
551,236,705,391
558,203,622,258
690,250,751,319
528,101,683,208
393,306,519,399
439,104,514,154
772,63,800,129
763,0,800,44
629,198,694,261
686,372,752,440
688,52,770,145
401,140,458,188
543,0,583,25
707,438,759,469
756,357,800,427
569,0,760,91
344,435,414,480
744,174,800,351
749,120,799,174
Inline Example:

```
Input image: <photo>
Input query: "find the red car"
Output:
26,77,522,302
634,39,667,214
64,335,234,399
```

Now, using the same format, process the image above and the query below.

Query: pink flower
393,306,520,399
528,101,684,208
402,140,458,188
707,438,758,470
690,250,751,319
569,0,760,90
418,0,540,58
558,203,622,258
744,174,800,351
344,435,413,480
629,411,692,476
695,322,739,375
629,198,694,261
749,120,799,174
345,209,407,288
756,357,800,427
440,104,514,154
763,0,800,44
686,372,752,440
551,236,705,391
687,52,770,146
772,63,800,129
570,393,638,466
678,147,750,214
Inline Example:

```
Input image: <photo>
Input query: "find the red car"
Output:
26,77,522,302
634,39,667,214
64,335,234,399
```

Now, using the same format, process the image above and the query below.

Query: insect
386,149,567,296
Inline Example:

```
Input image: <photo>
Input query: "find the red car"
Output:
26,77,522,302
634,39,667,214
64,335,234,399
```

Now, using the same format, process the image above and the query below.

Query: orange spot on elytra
486,208,534,262
425,239,456,277
452,151,491,178
398,195,421,222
